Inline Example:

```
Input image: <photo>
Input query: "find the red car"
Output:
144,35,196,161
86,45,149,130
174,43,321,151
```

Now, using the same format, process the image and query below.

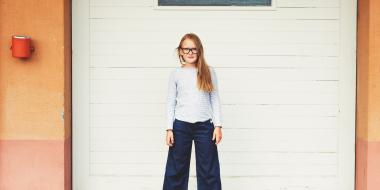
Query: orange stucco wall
0,0,71,189
356,0,380,189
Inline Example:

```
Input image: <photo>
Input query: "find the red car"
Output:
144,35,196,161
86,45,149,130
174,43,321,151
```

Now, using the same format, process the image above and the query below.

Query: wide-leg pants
163,118,222,190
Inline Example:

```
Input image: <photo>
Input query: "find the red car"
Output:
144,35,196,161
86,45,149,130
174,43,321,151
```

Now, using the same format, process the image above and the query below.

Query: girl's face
179,38,198,64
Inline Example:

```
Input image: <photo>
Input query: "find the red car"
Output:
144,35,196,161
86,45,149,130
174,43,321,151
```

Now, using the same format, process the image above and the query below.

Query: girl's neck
181,63,197,68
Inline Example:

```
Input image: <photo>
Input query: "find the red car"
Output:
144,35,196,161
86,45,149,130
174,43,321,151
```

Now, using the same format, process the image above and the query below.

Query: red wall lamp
10,35,35,58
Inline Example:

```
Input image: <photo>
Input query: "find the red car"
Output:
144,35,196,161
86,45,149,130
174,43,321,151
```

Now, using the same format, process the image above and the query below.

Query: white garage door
73,0,357,189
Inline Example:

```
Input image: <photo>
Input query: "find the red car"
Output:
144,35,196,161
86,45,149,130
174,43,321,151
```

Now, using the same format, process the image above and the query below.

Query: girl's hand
212,126,223,145
166,129,174,146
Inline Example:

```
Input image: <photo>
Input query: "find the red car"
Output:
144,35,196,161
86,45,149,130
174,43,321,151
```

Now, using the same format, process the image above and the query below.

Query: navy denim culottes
163,118,222,190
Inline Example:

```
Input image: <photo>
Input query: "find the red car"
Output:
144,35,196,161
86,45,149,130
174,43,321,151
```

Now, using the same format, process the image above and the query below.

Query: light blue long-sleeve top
166,65,222,130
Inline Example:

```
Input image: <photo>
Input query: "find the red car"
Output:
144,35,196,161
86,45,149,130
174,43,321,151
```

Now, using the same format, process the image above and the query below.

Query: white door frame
337,0,357,189
72,0,91,189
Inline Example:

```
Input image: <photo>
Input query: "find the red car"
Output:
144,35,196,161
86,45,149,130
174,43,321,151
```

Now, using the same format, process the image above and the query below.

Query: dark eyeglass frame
180,47,198,54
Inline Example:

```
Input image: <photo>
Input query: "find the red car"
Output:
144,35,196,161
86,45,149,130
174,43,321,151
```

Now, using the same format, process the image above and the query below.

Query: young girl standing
163,33,223,190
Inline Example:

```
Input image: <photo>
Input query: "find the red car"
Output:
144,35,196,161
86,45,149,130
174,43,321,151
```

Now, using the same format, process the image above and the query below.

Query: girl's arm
166,69,177,131
210,67,223,128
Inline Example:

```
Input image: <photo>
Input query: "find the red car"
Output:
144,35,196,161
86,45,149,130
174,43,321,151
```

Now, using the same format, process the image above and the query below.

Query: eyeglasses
180,47,198,54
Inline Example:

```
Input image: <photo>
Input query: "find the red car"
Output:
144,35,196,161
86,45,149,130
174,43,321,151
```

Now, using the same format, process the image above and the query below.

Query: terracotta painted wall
0,0,72,190
356,0,380,190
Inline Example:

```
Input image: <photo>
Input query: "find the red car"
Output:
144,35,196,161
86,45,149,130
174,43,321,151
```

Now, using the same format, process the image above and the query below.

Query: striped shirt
166,66,222,130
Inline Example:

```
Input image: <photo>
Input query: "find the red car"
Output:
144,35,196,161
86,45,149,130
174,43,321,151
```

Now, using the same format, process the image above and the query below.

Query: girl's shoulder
208,65,217,76
168,67,179,79
171,67,181,74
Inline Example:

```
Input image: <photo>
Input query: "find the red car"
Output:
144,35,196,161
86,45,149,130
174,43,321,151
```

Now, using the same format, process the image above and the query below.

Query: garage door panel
91,114,337,129
91,79,338,93
91,127,337,142
91,0,339,8
88,176,338,190
91,134,337,152
90,162,337,176
91,43,338,56
91,30,338,44
90,151,336,165
91,7,339,20
90,90,338,104
91,19,339,33
90,55,339,68
90,67,338,80
90,103,338,117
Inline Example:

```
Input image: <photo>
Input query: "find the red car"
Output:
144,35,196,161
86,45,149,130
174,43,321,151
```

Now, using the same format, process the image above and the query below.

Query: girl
163,33,223,190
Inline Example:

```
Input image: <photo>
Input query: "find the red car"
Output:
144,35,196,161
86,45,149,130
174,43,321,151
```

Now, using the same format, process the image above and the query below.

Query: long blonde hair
175,33,214,93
